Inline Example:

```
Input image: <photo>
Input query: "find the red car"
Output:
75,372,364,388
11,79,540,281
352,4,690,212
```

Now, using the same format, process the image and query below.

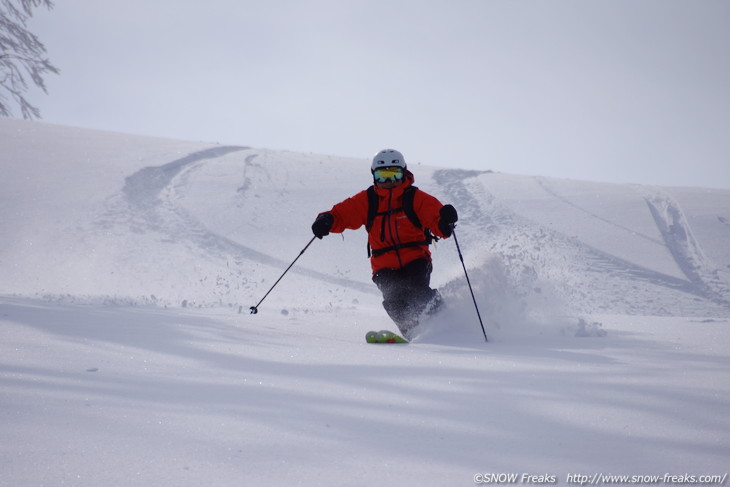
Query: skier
311,148,458,339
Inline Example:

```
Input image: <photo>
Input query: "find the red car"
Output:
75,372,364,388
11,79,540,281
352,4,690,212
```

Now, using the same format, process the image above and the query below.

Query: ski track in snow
643,189,730,307
535,177,663,246
118,147,375,298
534,176,728,306
122,146,249,208
433,169,730,317
535,178,728,304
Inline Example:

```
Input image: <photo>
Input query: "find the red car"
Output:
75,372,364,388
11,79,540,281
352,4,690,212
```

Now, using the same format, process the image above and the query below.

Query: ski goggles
373,166,405,183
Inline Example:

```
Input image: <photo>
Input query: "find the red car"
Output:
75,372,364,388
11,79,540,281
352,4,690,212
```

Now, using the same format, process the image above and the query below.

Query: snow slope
1,118,729,486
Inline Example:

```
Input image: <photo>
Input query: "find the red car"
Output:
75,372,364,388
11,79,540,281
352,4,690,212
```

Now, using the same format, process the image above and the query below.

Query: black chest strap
365,185,437,257
366,185,420,231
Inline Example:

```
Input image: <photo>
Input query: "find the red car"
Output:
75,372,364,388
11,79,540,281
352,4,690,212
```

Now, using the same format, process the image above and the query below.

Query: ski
366,330,409,344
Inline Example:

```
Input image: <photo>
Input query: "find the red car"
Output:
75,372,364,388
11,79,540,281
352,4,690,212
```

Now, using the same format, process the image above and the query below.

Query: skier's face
376,178,404,189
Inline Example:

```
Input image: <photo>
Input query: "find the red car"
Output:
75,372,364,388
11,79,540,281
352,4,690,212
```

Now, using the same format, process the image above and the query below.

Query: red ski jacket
322,172,449,274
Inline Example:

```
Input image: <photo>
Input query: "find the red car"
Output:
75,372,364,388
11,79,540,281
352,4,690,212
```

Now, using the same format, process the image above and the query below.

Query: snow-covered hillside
2,118,729,486
2,118,729,320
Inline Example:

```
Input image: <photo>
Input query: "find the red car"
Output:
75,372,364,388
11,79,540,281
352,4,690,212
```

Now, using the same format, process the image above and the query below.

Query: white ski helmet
371,148,406,172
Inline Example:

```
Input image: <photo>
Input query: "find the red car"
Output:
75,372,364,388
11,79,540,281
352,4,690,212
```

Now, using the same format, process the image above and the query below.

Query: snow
1,117,729,486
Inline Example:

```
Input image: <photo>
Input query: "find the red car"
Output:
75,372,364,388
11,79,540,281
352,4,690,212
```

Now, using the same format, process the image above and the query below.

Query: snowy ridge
2,118,729,319
1,118,729,486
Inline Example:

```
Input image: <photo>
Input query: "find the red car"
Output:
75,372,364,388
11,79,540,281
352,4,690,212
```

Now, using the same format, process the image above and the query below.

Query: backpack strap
402,186,422,229
401,186,439,249
365,186,378,232
365,185,438,258
367,186,420,230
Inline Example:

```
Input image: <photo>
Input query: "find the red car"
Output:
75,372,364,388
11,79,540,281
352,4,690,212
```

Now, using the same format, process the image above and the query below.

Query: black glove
438,204,458,237
312,212,334,239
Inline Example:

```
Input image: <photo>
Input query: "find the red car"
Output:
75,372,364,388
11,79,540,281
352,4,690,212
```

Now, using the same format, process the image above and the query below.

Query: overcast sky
26,0,730,189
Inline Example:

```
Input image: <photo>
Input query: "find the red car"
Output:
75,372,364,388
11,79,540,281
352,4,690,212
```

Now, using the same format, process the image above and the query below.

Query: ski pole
250,236,317,314
451,226,488,342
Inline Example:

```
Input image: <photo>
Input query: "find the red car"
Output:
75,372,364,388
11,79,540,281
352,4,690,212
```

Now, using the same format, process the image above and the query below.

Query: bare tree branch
0,0,58,119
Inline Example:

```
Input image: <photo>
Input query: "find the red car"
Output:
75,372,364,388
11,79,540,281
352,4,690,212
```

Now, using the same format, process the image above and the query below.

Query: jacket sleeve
413,190,450,239
326,190,370,233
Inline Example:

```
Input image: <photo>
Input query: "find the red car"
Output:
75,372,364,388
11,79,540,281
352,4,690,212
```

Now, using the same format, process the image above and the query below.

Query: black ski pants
372,258,439,338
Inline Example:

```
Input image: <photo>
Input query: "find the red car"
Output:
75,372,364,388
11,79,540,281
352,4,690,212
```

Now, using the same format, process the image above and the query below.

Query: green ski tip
366,330,409,344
